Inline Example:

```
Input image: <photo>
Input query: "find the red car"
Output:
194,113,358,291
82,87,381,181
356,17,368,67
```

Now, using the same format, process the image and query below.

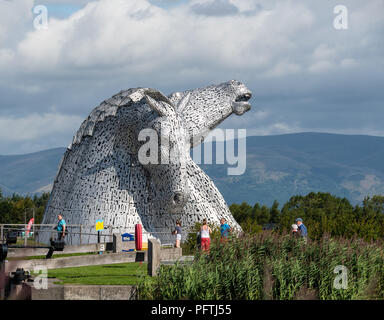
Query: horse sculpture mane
41,80,252,244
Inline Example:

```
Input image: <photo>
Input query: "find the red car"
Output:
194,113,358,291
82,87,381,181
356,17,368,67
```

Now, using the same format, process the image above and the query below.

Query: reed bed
138,232,384,300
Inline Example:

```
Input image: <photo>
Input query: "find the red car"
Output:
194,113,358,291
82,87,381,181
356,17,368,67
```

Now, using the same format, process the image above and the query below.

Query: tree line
1,188,384,241
0,189,50,225
230,192,384,241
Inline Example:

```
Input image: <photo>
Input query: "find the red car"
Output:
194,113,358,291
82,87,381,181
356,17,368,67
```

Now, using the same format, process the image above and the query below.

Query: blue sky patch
36,3,83,19
148,0,188,9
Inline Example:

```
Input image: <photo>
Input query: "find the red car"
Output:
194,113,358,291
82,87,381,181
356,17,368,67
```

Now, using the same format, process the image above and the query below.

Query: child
172,220,182,248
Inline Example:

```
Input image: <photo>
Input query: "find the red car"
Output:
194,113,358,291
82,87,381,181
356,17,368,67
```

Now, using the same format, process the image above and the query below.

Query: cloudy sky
0,0,383,155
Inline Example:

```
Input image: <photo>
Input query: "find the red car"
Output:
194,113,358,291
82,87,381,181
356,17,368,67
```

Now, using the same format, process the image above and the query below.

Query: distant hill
1,133,384,206
0,147,66,196
201,133,384,206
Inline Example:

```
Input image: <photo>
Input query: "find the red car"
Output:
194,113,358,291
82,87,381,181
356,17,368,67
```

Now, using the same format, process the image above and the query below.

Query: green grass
41,262,148,285
15,238,45,246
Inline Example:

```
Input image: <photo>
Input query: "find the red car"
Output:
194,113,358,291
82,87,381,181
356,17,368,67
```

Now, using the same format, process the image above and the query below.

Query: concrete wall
28,280,137,300
5,251,147,273
8,243,107,258
148,239,183,276
147,239,161,277
64,285,137,300
160,247,182,261
8,241,136,258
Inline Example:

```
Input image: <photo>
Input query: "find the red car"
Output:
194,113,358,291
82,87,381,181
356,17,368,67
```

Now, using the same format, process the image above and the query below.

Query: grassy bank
139,232,384,300
43,262,148,285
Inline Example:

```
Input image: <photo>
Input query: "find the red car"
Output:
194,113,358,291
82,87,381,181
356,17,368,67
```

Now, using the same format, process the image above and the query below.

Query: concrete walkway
5,251,146,273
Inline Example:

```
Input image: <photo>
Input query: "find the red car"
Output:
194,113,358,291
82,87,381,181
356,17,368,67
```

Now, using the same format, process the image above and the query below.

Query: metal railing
0,224,114,246
0,224,196,246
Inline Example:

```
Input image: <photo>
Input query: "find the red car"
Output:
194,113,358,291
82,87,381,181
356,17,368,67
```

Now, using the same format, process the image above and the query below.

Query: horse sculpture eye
174,194,181,203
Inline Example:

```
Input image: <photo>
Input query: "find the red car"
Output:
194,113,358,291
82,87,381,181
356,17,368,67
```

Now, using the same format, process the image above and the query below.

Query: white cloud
264,61,302,78
0,48,14,66
308,60,334,74
4,0,317,76
0,0,34,46
0,0,383,154
228,0,262,12
3,0,378,81
0,113,83,142
247,122,303,136
313,44,336,61
340,58,358,69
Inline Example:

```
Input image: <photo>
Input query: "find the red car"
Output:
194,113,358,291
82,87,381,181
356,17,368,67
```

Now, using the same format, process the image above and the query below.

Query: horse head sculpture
40,80,252,244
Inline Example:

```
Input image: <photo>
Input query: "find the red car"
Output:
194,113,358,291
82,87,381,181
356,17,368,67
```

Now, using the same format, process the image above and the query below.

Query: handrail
0,223,196,247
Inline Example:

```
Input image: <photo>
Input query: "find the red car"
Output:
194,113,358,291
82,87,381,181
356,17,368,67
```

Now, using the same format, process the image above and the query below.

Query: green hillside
1,133,384,206
201,133,384,206
0,147,66,195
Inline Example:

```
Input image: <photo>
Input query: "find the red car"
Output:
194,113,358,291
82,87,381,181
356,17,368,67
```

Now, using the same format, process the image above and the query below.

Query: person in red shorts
200,219,212,253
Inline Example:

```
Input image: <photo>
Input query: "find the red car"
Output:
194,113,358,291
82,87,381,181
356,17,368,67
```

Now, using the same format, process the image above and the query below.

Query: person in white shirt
200,219,212,253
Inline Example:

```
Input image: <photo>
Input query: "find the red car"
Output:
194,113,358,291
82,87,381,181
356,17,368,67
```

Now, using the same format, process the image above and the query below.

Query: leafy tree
0,192,50,224
363,195,384,215
256,205,270,225
270,200,280,223
229,202,253,224
241,217,262,235
230,192,384,242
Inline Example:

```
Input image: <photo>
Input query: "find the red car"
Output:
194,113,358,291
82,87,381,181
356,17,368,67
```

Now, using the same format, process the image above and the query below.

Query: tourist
55,214,66,240
173,220,182,248
295,218,308,243
196,230,201,249
46,214,66,259
220,218,231,242
200,219,212,253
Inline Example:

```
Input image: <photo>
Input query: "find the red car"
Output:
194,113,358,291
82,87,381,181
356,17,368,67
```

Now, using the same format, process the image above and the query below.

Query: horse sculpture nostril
173,192,184,205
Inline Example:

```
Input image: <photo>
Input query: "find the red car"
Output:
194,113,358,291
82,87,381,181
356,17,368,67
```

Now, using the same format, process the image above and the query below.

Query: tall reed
138,232,384,300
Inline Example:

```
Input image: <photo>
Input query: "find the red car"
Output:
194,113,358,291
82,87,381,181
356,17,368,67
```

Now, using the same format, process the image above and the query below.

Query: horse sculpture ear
145,94,174,117
176,92,191,114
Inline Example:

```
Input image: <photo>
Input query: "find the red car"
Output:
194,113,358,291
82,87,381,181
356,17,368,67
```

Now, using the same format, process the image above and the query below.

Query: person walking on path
220,218,231,243
47,214,66,259
295,218,308,243
200,219,212,253
173,220,182,248
55,214,66,241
